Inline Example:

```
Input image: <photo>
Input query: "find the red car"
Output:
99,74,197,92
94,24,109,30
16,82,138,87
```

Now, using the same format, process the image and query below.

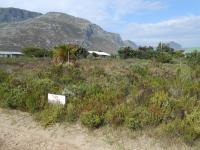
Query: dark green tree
138,46,155,59
156,43,174,53
118,47,136,59
75,47,89,59
22,47,49,57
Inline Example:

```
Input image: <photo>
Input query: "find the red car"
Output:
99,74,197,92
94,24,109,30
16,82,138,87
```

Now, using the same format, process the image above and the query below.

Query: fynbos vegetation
0,50,199,144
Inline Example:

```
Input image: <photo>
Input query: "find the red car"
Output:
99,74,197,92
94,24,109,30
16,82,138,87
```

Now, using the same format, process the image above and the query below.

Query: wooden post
68,51,70,63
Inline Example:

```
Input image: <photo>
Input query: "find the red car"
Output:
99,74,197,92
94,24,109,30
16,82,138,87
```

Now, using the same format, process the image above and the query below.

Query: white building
88,51,111,57
0,51,23,58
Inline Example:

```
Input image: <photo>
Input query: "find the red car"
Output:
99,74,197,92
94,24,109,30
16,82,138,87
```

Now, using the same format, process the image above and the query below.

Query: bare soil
0,108,195,150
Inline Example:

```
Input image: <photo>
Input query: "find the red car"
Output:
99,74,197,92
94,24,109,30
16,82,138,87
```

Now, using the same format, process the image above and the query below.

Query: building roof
0,51,23,55
88,51,111,56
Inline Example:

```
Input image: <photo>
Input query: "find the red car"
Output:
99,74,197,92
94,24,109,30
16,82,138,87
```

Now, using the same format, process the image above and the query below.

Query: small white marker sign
48,93,66,105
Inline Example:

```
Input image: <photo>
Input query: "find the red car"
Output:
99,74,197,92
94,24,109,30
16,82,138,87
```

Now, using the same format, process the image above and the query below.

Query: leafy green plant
186,51,200,67
66,103,77,122
156,52,173,63
5,87,27,110
35,104,64,127
162,108,200,144
80,111,103,128
126,107,151,130
0,69,9,83
105,104,127,126
130,65,149,77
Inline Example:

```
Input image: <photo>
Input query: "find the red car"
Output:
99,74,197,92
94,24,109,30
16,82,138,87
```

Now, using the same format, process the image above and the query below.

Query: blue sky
0,0,200,47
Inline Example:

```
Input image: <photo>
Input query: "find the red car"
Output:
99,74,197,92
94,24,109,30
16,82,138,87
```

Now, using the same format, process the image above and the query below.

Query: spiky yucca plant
53,44,79,64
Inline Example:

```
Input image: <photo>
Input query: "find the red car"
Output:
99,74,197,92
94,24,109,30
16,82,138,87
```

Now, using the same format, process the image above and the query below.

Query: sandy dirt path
0,108,113,150
0,108,194,150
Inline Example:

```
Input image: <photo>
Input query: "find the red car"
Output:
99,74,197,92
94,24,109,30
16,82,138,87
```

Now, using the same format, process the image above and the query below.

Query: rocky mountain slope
123,40,138,48
166,41,182,50
0,7,42,23
0,8,135,53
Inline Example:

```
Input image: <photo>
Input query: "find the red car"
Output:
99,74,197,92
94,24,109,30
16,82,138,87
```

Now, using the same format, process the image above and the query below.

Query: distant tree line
22,47,50,58
118,46,155,59
118,43,185,63
22,43,199,65
22,44,89,64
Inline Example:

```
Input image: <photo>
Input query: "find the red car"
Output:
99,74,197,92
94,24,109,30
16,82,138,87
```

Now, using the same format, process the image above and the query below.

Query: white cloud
121,16,200,47
111,0,162,16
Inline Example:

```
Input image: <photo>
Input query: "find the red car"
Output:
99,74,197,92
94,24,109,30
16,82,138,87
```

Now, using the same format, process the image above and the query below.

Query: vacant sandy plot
0,108,194,150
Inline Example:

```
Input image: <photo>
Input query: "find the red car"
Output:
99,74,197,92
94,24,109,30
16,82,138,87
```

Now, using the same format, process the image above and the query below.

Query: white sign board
48,93,66,105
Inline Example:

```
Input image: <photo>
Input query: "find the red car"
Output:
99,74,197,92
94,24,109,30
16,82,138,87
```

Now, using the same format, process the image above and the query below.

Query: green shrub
60,66,83,84
84,83,102,96
75,47,89,59
118,47,135,59
186,51,200,68
22,47,49,57
48,65,64,79
137,46,155,59
148,91,171,125
35,104,64,127
5,87,27,110
0,84,6,106
26,79,58,112
156,52,172,63
183,108,200,143
130,65,149,77
80,111,103,128
126,107,151,130
156,43,174,53
66,103,77,122
105,105,127,126
118,46,154,59
173,51,185,58
163,108,200,144
0,69,9,83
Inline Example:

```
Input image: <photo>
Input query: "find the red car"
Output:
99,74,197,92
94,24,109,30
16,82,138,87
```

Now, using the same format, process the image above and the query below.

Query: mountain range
166,41,182,50
0,7,137,53
0,7,42,23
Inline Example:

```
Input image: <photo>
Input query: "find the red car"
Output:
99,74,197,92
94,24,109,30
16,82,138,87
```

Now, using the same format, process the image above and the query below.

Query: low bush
22,47,49,57
0,69,9,83
130,65,149,77
35,104,64,127
156,52,173,63
80,111,103,128
186,51,200,68
118,46,155,59
25,79,59,112
105,104,127,126
4,87,27,110
66,103,77,122
126,107,151,130
182,108,200,143
162,108,200,144
148,91,172,125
